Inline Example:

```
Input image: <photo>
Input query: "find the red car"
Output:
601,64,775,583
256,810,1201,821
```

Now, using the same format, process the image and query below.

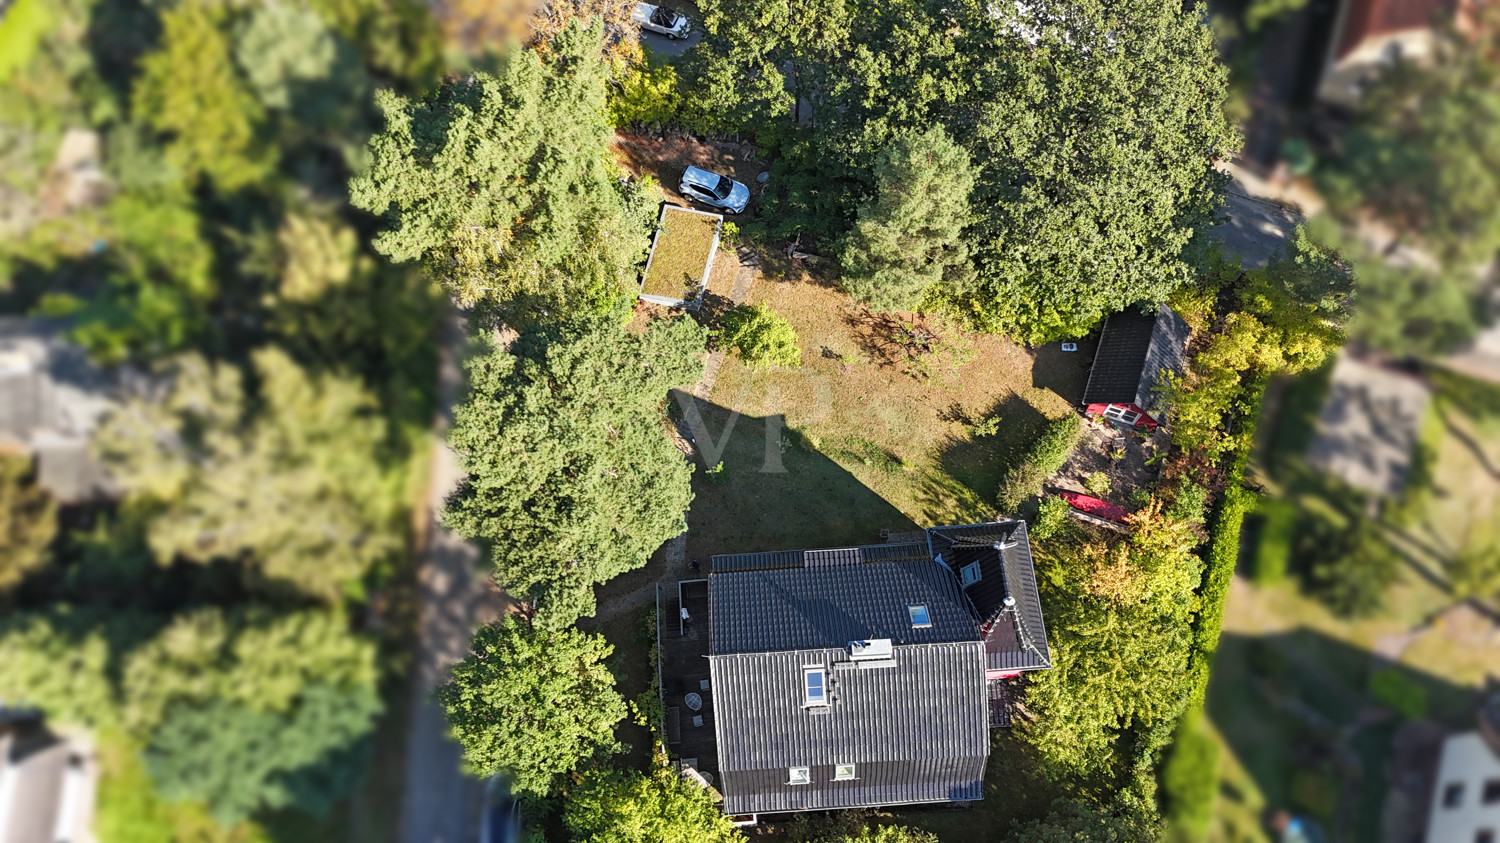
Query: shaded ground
612,132,766,220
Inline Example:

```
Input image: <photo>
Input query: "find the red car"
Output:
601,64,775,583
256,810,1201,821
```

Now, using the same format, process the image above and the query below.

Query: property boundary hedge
996,414,1084,513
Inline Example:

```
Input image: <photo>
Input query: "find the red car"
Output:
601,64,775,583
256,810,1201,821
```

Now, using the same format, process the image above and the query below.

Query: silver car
679,165,750,214
632,2,691,39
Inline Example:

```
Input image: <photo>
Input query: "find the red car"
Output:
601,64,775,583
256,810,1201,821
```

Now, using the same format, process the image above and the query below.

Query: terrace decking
658,579,719,781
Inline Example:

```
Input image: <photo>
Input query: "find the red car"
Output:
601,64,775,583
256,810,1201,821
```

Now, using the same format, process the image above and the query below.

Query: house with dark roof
1081,304,1191,430
657,521,1050,823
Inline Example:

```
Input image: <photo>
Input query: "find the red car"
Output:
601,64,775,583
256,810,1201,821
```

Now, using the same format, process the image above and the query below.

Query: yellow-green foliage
0,0,53,82
609,54,682,128
717,303,802,368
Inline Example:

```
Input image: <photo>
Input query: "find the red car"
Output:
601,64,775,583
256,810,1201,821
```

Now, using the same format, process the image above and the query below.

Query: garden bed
640,203,722,307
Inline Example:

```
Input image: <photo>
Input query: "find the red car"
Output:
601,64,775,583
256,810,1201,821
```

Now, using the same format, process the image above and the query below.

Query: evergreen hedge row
996,414,1084,513
1161,705,1221,842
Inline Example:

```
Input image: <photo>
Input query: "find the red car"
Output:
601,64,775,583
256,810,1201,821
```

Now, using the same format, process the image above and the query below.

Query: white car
679,165,750,214
632,2,691,39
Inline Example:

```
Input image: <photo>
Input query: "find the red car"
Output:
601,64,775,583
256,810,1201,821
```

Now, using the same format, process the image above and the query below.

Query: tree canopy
444,314,705,626
0,455,56,591
351,20,654,326
684,0,1237,341
839,126,974,313
95,349,403,601
564,766,744,843
436,615,628,796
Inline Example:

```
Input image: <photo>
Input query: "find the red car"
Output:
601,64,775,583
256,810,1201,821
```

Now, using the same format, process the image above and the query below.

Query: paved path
399,313,506,843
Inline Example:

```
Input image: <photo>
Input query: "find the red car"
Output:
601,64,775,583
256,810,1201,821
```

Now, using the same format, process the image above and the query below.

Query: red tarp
1061,491,1128,522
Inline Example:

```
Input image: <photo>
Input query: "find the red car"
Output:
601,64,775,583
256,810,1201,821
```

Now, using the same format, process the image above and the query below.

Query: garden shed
1081,303,1191,429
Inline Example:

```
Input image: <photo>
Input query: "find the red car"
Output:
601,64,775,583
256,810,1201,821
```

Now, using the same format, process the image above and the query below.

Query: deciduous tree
444,314,705,625
132,1,273,190
95,349,402,601
437,615,627,796
564,766,743,843
0,455,56,591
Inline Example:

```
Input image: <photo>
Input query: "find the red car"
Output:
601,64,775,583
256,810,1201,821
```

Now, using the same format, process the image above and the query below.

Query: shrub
1306,524,1399,618
1162,706,1220,843
1167,481,1209,525
705,461,730,486
995,415,1084,513
608,53,682,128
1031,496,1070,541
1084,471,1112,497
1368,669,1428,719
717,303,802,368
1253,499,1296,586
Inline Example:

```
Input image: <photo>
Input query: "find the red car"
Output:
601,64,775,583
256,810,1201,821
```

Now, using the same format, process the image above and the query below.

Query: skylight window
788,766,811,785
835,763,856,781
803,667,828,706
961,561,982,588
908,604,932,628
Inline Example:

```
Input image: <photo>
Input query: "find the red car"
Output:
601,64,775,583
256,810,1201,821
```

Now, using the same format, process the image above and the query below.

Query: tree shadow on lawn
931,394,1050,512
679,395,916,556
1031,335,1095,404
1208,629,1478,839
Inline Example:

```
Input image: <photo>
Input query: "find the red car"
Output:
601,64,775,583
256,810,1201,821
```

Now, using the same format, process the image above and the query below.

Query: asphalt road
1212,186,1304,269
641,29,703,57
398,314,505,843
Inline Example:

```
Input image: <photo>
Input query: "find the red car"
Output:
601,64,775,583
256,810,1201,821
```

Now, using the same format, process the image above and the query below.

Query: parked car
480,777,524,843
632,2,691,39
678,165,750,214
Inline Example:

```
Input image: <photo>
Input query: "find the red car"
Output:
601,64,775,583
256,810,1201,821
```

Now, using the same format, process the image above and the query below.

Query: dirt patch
612,131,765,218
643,205,720,301
1052,422,1169,506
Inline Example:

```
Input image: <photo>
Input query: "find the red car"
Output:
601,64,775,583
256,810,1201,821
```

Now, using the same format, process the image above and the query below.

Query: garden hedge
1161,705,1221,842
1252,498,1296,586
996,414,1083,513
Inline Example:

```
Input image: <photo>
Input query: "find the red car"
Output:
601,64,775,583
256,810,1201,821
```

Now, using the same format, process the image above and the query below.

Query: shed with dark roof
1081,304,1190,429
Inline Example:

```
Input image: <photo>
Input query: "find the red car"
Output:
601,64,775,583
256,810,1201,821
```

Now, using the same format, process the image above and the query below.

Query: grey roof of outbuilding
709,642,989,815
708,552,978,655
1080,304,1191,419
927,521,1051,672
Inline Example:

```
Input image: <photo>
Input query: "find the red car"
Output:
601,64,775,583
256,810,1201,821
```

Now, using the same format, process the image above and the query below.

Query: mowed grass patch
642,205,719,301
687,271,1088,558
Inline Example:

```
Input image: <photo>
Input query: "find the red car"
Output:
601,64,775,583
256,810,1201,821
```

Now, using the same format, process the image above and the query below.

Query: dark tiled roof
927,522,1051,672
708,553,977,655
1080,304,1190,419
709,642,988,815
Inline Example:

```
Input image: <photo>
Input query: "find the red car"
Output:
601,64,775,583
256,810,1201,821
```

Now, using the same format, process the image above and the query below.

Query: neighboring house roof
1081,304,1191,420
0,317,119,503
703,522,1050,816
0,726,94,843
1426,731,1500,843
1334,0,1457,60
1305,355,1430,499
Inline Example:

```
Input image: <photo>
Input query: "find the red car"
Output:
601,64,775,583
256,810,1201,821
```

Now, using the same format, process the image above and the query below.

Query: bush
1031,496,1070,541
1306,524,1400,618
996,415,1084,513
716,303,802,368
1167,481,1209,525
1161,706,1220,843
1253,499,1296,586
1084,471,1112,497
1368,668,1428,719
608,52,682,128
